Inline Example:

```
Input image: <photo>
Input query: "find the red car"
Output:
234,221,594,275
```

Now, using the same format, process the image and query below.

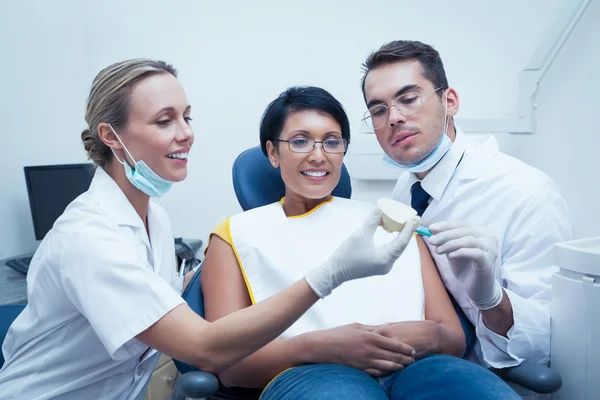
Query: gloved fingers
429,227,481,246
429,220,489,238
382,216,420,259
447,247,489,266
361,206,384,237
433,235,485,255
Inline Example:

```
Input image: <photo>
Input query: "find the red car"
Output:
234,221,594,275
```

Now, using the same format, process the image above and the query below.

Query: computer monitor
24,164,95,240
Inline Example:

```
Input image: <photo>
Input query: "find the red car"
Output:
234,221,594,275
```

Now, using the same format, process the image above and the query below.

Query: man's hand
428,221,503,310
307,323,415,376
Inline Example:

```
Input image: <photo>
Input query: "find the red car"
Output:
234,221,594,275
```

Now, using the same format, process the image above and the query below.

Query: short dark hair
259,86,351,155
360,40,448,100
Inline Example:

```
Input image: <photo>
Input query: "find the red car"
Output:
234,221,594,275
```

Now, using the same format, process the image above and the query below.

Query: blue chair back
0,304,26,368
232,146,352,210
173,269,204,375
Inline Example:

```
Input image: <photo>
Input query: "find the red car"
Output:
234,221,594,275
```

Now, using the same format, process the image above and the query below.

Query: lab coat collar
393,127,503,223
89,167,146,231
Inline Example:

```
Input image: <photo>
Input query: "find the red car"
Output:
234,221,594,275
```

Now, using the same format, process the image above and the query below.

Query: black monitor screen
24,164,94,240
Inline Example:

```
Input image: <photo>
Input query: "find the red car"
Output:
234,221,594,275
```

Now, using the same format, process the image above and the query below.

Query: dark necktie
411,182,431,217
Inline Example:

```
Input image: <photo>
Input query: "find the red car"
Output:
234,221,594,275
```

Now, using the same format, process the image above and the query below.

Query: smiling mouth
301,171,329,177
166,152,188,159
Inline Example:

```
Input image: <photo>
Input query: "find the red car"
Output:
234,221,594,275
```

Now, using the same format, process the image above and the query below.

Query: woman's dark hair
259,86,351,155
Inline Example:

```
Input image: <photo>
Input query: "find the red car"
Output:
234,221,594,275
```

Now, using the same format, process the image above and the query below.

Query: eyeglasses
274,136,348,154
362,87,446,130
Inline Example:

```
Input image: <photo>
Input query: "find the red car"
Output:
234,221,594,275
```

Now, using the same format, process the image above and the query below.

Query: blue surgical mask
108,124,174,197
383,91,452,174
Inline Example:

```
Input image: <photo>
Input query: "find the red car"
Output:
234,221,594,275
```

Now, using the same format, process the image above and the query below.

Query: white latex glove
304,207,420,298
428,221,503,310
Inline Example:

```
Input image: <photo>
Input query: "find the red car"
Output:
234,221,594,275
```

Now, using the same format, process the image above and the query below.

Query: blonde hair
81,58,178,167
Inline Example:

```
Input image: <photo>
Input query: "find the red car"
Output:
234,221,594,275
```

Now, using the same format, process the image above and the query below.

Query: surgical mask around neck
108,124,174,197
383,92,452,174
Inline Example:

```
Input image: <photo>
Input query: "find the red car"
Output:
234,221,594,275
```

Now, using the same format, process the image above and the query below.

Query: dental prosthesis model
377,198,432,237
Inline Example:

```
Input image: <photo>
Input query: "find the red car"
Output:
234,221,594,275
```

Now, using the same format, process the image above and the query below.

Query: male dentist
360,40,573,369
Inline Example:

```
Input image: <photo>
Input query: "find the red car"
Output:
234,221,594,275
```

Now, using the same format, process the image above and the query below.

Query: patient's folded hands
373,321,441,359
303,323,416,377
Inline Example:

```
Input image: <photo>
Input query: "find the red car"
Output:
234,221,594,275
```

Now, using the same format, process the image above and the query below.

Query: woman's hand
306,323,416,376
373,321,443,359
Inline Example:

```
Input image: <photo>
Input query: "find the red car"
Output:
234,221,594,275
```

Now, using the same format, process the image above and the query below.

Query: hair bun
81,128,95,152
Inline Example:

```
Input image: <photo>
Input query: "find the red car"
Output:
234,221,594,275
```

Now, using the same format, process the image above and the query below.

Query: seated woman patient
201,87,468,399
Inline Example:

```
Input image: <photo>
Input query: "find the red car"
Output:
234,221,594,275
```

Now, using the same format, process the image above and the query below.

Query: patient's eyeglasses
274,136,348,154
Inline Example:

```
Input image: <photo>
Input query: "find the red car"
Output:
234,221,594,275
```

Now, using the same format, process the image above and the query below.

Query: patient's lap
260,355,520,400
260,364,387,400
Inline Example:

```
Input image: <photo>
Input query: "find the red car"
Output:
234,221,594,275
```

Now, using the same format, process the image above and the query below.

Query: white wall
2,0,588,260
496,0,600,239
0,1,90,259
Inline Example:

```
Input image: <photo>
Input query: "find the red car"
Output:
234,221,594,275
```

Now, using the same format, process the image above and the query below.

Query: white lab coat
392,127,573,369
0,167,185,400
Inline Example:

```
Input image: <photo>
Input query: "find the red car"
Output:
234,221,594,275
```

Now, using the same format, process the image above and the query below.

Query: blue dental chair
172,146,562,399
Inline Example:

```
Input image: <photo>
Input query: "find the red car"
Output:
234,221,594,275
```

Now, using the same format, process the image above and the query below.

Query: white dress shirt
0,167,185,400
392,127,573,368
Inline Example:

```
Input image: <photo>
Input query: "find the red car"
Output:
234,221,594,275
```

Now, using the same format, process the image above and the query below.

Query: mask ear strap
442,90,449,136
108,124,137,165
110,147,126,165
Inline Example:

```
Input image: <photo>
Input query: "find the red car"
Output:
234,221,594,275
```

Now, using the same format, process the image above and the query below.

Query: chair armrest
172,371,220,400
490,361,562,394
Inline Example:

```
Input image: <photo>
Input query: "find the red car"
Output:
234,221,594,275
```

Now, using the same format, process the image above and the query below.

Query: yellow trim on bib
226,218,257,305
280,196,335,219
204,219,232,256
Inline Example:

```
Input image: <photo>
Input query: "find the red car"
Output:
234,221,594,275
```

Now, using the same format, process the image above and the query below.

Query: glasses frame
273,137,349,154
362,87,447,130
